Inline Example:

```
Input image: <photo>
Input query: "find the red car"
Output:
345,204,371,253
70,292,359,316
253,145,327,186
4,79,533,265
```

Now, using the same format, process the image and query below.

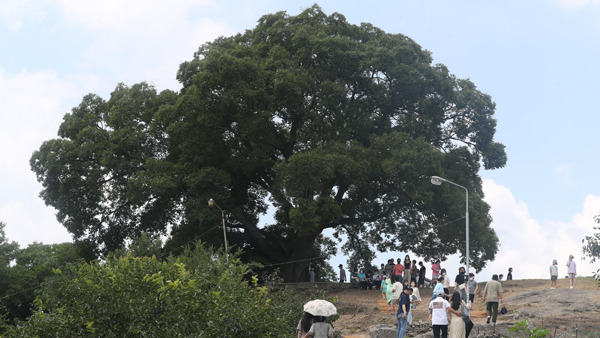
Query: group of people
550,254,577,289
345,255,429,290
332,254,580,338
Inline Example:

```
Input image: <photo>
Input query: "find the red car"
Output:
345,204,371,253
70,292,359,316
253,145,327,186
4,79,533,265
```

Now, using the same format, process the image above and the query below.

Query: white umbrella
303,299,337,317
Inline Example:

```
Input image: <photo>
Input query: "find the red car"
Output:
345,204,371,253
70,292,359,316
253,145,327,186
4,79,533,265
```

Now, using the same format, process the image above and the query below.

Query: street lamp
208,198,229,263
430,175,470,306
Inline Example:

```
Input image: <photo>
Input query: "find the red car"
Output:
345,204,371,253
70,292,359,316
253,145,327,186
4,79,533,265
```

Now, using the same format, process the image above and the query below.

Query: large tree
31,5,506,281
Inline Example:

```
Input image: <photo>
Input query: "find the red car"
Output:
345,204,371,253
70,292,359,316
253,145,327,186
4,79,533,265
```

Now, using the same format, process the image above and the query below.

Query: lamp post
208,198,229,264
430,175,469,306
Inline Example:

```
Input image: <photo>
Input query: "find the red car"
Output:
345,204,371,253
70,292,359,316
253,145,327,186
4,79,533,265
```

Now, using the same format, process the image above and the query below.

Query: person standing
410,259,418,284
432,260,441,285
393,259,405,284
339,264,346,283
549,259,558,289
403,255,412,284
441,269,450,300
385,259,395,277
429,289,451,338
482,274,503,326
392,277,404,308
566,254,577,289
363,258,372,275
418,261,426,287
373,269,383,290
454,267,467,302
467,273,478,306
309,266,315,283
507,267,513,280
396,287,412,338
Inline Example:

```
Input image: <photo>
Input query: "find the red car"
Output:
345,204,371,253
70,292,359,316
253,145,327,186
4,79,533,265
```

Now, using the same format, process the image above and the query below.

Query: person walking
339,264,346,283
566,254,577,289
396,287,412,338
429,289,451,338
448,291,465,338
297,312,314,338
482,274,503,326
549,259,558,289
467,273,478,307
303,316,334,338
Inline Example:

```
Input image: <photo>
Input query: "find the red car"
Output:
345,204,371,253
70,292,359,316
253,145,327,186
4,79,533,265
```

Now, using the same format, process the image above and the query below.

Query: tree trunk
278,235,317,282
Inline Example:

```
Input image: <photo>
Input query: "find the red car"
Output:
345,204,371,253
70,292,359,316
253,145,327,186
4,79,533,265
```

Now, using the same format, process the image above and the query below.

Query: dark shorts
551,275,557,281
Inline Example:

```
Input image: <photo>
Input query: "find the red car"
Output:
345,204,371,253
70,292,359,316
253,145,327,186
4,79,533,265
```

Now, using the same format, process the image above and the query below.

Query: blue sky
1,0,599,280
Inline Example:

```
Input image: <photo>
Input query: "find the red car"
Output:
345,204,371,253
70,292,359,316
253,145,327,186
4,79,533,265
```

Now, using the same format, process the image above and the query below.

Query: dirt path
330,277,600,337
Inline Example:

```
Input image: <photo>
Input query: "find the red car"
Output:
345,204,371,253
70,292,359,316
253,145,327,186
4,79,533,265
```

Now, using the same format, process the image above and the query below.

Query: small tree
582,213,600,284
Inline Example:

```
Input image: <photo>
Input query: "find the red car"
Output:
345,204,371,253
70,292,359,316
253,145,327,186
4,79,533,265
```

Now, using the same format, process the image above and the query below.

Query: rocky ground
329,277,600,337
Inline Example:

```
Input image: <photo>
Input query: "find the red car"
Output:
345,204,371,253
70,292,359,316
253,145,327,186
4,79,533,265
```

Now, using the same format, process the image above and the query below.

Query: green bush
6,242,331,337
508,319,549,338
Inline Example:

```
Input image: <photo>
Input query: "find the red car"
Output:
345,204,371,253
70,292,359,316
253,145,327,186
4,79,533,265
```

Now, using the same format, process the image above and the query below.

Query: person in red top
393,258,405,283
431,260,441,286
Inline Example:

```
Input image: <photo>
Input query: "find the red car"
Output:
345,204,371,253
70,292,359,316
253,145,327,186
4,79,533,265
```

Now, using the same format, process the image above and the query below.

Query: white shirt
392,282,403,300
429,298,450,325
549,264,558,276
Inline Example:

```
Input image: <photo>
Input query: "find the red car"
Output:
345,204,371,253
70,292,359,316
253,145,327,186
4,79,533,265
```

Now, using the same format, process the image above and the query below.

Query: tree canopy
30,5,506,281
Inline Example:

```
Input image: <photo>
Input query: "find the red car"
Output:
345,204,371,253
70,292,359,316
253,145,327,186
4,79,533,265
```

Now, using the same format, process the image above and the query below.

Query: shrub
6,242,331,337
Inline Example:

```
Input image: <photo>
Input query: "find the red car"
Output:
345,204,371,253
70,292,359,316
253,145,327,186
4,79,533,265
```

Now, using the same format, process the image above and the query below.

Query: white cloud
0,68,95,247
55,0,233,91
329,180,600,281
0,0,46,30
477,179,599,279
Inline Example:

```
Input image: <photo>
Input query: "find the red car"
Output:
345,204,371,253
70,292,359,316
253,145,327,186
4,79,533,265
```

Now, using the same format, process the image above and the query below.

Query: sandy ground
330,277,600,337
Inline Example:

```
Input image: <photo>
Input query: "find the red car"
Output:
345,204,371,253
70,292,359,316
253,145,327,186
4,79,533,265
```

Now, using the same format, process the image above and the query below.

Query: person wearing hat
549,259,558,289
429,289,451,338
566,254,577,289
338,264,346,283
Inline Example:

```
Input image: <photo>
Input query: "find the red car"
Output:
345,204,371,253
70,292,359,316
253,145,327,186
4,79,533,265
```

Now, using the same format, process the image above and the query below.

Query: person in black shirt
418,261,426,287
454,266,467,301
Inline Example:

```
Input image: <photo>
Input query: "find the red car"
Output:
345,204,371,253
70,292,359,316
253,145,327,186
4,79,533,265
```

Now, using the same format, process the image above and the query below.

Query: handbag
500,306,508,315
461,304,471,323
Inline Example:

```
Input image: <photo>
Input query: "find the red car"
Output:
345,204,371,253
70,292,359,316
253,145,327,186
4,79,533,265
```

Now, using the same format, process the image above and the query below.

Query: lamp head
430,176,444,186
208,198,215,207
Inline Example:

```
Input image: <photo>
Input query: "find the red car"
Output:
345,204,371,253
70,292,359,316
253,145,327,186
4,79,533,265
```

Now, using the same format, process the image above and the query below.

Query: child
549,259,558,289
440,268,449,300
303,316,334,338
467,272,478,308
410,280,421,309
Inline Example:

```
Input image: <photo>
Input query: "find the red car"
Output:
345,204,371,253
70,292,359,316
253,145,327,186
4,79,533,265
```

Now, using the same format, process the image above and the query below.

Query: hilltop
328,277,600,337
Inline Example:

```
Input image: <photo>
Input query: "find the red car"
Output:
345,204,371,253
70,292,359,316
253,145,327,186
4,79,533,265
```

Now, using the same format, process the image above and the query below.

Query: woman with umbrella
301,299,336,338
